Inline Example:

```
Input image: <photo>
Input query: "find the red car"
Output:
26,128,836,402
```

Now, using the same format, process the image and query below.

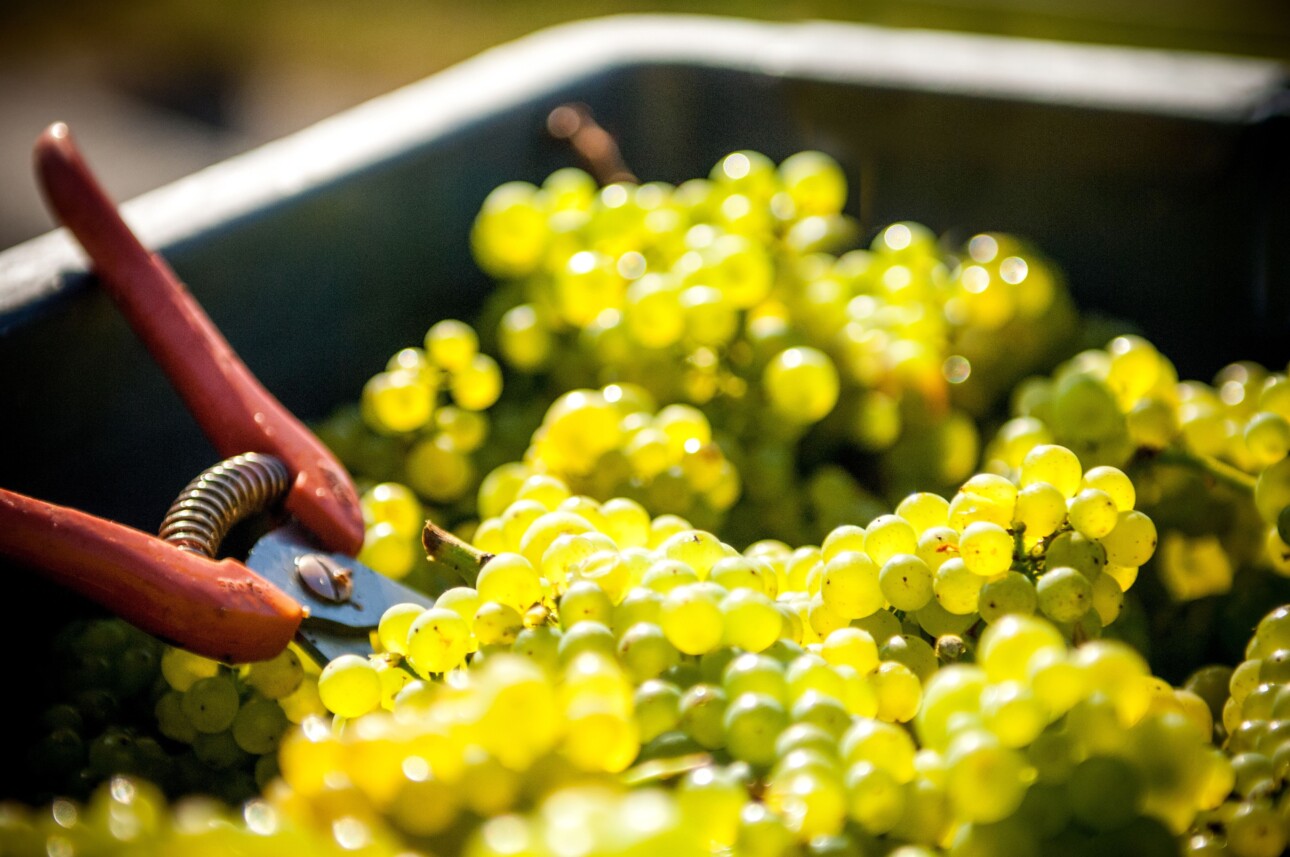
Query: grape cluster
987,337,1290,601
23,619,322,808
470,153,1075,543
1184,605,1290,856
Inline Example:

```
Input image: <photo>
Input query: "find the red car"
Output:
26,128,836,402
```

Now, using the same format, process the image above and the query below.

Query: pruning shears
0,124,433,665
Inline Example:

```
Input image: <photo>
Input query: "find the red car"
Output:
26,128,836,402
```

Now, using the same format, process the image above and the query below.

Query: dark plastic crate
0,14,1287,797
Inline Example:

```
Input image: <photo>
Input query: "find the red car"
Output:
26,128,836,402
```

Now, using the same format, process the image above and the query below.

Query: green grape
820,628,879,675
1067,488,1119,539
959,522,1015,577
778,150,847,217
1037,566,1094,623
723,654,788,706
361,369,434,434
721,589,783,652
978,572,1037,623
880,634,938,682
180,675,240,734
498,304,553,371
316,654,381,718
679,684,729,749
1051,373,1125,443
160,648,220,692
556,621,617,662
1020,444,1083,498
616,623,681,682
405,434,474,502
231,696,288,755
474,602,525,646
844,762,906,834
872,661,922,723
764,347,840,424
656,583,725,658
678,765,747,849
358,521,416,579
725,693,789,766
736,802,797,857
659,529,728,578
879,554,935,611
633,679,683,743
1045,531,1108,579
405,608,471,677
865,515,920,565
1100,510,1158,567
945,731,1033,824
820,551,884,619
1226,800,1287,857
559,579,614,628
244,647,304,699
471,182,548,277
1081,466,1136,512
450,352,503,411
359,482,424,538
791,691,852,739
935,557,985,614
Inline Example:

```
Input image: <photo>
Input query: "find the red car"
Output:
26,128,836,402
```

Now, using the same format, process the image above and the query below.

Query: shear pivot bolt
296,554,354,603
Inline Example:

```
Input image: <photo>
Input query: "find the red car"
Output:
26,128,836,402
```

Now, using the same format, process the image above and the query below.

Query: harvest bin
0,15,1287,797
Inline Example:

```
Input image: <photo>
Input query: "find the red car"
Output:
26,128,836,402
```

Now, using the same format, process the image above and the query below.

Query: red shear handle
33,123,364,556
0,488,302,663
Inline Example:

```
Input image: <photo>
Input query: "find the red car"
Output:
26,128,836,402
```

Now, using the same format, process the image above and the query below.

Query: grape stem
1153,447,1256,494
422,522,493,586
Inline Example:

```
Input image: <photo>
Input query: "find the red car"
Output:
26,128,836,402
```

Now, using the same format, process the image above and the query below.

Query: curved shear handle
0,487,302,663
33,123,364,556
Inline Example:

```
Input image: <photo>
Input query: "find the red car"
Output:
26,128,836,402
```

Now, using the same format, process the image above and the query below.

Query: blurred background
1,0,1287,251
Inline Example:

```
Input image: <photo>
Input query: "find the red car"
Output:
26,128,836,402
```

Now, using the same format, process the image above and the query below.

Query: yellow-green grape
778,150,846,217
571,551,632,605
1247,410,1290,465
437,586,483,626
660,529,729,579
450,353,503,411
479,463,529,521
978,571,1037,623
820,628,879,674
497,304,553,370
871,661,922,723
1020,444,1083,498
934,557,985,614
601,498,651,548
821,525,866,563
1080,466,1135,512
360,482,423,538
1067,488,1119,539
625,274,685,348
244,647,304,699
710,150,778,201
425,319,479,372
879,554,934,611
659,584,725,655
1011,482,1066,548
820,551,884,619
865,515,919,565
1255,456,1290,525
377,603,424,656
944,731,1033,823
406,608,471,676
697,233,773,309
405,435,474,502
517,474,573,509
1100,510,1159,567
1036,566,1093,623
471,181,548,277
841,718,916,783
720,589,782,652
978,614,1066,684
763,347,840,424
181,675,240,733
980,681,1046,748
1091,573,1125,624
435,406,489,453
960,473,1020,511
559,580,614,628
231,696,289,755
916,526,959,572
358,521,415,579
554,250,625,327
896,493,950,534
958,521,1015,577
161,648,220,691
361,369,433,434
477,552,544,612
871,221,937,260
710,555,771,594
316,654,381,718
474,602,524,646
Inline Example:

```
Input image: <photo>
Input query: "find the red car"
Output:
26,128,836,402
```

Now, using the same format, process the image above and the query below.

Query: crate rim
1,12,1286,333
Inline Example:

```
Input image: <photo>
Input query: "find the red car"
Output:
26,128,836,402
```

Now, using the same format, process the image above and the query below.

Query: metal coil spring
159,452,290,557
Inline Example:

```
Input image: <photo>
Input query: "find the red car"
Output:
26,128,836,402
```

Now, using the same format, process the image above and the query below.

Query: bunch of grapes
468,152,1076,543
1183,605,1290,856
22,619,324,809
